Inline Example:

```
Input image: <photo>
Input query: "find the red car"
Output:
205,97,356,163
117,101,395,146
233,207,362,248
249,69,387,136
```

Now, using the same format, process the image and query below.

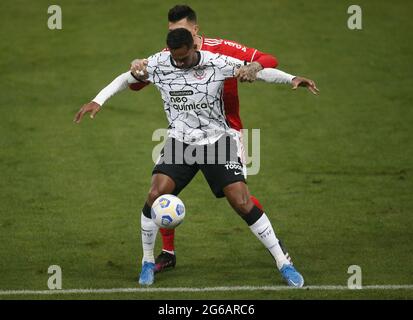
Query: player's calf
250,195,264,210
223,181,254,216
224,183,302,286
147,173,176,206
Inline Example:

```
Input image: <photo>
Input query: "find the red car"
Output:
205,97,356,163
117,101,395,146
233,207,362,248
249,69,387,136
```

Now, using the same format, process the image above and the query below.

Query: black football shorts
152,133,246,198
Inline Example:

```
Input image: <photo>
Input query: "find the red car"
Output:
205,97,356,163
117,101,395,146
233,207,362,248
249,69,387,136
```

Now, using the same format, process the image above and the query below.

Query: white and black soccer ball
151,194,186,229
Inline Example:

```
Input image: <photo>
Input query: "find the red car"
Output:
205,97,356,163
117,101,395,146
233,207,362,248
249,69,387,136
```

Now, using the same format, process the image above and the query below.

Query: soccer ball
151,194,186,229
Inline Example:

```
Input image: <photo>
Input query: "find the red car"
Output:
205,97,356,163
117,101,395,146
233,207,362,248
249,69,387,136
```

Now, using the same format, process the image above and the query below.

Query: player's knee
230,194,254,216
147,188,164,206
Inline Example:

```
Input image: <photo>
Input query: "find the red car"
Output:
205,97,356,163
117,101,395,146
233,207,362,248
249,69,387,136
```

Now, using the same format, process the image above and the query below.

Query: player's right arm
74,71,139,123
74,52,161,123
129,47,169,90
129,58,150,91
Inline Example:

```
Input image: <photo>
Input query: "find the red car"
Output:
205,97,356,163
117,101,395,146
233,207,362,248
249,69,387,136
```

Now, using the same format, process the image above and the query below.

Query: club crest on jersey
193,69,206,80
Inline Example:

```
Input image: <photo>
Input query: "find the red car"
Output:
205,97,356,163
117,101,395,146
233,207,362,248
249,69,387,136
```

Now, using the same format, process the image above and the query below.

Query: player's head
168,5,199,38
167,28,197,69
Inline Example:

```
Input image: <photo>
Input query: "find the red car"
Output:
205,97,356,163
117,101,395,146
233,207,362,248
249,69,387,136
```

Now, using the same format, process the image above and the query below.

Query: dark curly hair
166,28,194,50
168,5,197,23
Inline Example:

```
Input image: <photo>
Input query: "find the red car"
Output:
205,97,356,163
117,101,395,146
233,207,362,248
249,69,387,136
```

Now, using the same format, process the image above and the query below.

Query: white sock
141,213,159,264
249,213,290,270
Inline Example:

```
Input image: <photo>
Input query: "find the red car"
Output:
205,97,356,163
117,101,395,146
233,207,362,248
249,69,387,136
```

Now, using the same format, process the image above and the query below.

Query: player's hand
130,58,149,80
235,62,263,82
291,77,319,95
73,101,101,124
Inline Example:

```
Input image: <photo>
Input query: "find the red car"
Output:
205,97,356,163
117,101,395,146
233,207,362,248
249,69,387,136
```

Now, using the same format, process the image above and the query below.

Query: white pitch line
0,285,413,295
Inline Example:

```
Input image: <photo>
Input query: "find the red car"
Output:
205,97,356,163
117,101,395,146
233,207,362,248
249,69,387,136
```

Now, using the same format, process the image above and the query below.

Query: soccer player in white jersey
130,5,318,275
74,28,318,287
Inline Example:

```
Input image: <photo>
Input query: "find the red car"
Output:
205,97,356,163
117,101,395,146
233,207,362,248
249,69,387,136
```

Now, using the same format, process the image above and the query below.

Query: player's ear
193,24,199,35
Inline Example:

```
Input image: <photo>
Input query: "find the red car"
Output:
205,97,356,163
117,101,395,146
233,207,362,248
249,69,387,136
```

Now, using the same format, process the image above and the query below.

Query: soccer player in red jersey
128,5,294,273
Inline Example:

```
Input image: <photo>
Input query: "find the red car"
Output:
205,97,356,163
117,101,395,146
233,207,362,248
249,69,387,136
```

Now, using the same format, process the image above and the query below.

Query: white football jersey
146,50,245,145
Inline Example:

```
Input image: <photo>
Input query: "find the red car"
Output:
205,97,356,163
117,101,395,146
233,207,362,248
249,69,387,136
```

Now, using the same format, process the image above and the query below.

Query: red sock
250,195,264,211
160,228,175,252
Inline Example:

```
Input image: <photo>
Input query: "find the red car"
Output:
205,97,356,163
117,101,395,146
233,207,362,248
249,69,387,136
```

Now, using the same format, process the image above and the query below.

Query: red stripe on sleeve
129,82,149,91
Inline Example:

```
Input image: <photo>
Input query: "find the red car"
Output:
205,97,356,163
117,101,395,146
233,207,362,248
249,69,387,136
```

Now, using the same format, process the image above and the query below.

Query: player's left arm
216,39,278,82
257,68,319,95
237,49,279,83
215,53,319,95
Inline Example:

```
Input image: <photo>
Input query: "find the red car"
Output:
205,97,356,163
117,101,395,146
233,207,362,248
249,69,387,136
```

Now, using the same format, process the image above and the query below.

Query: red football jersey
129,36,278,131
200,36,277,130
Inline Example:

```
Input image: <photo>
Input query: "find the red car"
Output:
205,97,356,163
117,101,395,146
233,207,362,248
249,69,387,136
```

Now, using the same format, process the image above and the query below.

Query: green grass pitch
0,0,412,299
